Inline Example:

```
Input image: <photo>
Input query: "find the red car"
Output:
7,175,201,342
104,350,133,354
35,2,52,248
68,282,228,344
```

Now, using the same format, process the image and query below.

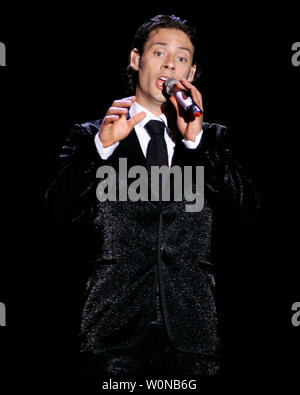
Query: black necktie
145,120,167,319
145,120,168,168
145,120,168,201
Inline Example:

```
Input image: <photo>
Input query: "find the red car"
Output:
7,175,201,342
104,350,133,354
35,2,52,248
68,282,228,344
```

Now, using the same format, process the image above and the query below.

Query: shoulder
203,121,229,141
71,119,102,137
202,122,231,150
65,119,103,147
57,119,103,163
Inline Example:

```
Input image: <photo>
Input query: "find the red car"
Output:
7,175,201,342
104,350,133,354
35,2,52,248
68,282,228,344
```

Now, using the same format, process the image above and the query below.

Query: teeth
160,76,168,81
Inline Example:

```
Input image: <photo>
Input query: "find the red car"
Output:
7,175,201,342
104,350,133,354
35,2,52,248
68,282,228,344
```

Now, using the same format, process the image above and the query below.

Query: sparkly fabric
78,318,221,377
45,119,261,363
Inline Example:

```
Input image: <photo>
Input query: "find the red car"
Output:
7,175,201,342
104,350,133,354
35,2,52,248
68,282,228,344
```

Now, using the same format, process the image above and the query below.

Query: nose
161,54,175,71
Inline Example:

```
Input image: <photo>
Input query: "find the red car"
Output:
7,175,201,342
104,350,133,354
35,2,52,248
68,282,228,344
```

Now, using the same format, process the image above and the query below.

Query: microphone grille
165,78,178,95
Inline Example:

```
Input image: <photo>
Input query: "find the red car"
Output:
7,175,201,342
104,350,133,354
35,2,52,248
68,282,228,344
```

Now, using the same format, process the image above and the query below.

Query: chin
153,91,167,104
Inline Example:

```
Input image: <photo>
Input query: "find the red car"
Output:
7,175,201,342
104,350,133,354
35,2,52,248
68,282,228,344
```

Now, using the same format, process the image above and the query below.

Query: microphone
164,78,203,117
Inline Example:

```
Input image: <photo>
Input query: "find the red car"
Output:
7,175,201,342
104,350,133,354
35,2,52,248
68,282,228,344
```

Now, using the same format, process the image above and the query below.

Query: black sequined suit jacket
45,119,260,358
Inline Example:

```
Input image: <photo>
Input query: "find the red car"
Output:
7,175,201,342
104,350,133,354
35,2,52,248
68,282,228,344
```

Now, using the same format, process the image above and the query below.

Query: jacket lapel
116,127,147,168
115,128,161,209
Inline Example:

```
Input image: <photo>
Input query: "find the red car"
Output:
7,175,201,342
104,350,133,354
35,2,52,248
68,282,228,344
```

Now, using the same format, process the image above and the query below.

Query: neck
134,88,177,129
135,90,165,117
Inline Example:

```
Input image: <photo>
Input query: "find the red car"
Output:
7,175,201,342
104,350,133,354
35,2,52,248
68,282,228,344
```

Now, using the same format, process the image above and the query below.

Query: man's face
130,28,196,112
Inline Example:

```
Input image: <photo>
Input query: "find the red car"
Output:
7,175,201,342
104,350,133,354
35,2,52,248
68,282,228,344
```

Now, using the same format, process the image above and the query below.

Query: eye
154,51,164,56
178,56,187,62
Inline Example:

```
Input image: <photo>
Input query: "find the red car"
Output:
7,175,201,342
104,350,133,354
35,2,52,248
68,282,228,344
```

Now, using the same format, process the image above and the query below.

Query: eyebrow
150,41,192,55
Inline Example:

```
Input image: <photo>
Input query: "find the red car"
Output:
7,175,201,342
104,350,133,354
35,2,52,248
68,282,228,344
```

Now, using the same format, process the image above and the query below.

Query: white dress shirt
94,101,203,167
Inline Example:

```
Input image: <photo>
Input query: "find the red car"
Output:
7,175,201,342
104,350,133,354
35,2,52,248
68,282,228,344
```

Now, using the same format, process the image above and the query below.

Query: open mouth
155,75,169,90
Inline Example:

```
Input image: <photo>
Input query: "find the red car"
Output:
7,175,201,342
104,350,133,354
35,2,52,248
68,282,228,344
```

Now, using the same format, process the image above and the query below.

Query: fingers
169,96,180,112
128,111,146,129
179,79,203,112
102,114,120,125
169,95,190,120
110,96,136,109
106,96,136,116
106,107,129,116
105,95,146,130
103,96,136,123
174,80,188,91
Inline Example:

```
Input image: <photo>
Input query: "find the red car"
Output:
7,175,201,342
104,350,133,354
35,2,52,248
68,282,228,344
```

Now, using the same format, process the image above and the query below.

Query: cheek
138,66,153,88
187,68,193,79
138,59,158,82
141,54,163,71
181,63,194,79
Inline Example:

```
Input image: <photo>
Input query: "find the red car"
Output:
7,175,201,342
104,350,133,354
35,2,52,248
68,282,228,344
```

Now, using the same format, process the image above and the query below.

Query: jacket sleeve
45,121,105,224
195,123,261,224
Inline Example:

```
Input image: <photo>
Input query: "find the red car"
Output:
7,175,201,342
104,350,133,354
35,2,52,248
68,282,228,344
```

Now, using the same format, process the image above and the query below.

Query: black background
0,3,299,393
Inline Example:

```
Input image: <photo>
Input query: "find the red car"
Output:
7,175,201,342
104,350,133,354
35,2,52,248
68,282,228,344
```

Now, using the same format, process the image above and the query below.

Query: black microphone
164,78,203,117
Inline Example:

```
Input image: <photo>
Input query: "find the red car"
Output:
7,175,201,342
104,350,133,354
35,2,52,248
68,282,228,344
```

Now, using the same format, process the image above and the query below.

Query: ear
187,64,197,82
130,48,140,71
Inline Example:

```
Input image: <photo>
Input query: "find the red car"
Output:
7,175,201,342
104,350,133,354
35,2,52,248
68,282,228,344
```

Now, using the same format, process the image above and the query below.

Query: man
45,15,260,377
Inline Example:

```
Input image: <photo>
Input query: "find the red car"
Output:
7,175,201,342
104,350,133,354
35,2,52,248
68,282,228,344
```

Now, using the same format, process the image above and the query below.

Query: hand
169,79,204,142
99,96,146,147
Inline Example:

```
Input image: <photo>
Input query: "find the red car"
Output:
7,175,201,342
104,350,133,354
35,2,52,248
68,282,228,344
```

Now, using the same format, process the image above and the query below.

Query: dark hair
123,14,202,93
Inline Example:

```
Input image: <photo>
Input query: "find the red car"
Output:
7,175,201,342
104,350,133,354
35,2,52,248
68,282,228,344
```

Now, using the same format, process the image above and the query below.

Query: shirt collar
129,101,168,129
